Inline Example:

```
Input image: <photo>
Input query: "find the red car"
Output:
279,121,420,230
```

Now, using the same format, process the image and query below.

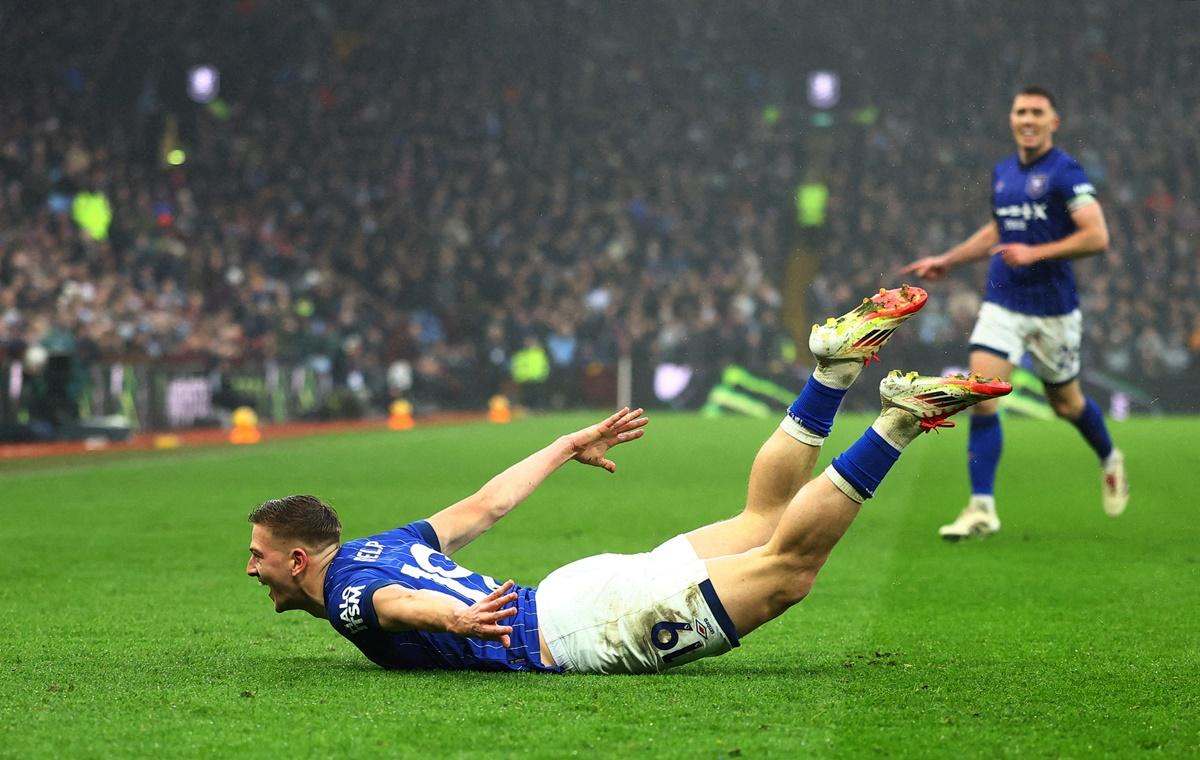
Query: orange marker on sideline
230,406,262,444
388,399,415,430
488,395,512,424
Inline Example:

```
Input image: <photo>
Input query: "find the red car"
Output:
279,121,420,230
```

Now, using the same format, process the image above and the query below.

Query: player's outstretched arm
901,221,999,279
427,408,649,555
373,581,519,647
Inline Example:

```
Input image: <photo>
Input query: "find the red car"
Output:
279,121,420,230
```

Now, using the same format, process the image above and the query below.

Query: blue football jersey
323,520,559,672
986,147,1098,315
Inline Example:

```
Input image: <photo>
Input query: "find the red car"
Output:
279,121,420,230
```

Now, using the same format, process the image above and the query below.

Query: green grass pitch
2,412,1198,758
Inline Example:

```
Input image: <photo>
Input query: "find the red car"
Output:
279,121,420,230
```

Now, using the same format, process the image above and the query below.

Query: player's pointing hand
900,253,951,281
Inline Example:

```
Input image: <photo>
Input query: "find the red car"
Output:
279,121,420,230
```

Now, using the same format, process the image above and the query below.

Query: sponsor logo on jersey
339,584,367,634
1026,173,1049,198
354,540,384,563
994,180,1005,193
1073,183,1095,196
995,202,1048,221
694,619,710,639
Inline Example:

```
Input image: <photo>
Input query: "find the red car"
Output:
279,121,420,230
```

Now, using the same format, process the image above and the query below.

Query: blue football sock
967,413,1002,496
1071,397,1114,461
786,376,847,439
830,427,900,500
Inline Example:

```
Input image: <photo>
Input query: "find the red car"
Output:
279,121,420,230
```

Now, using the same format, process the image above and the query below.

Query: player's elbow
469,489,513,525
1082,214,1109,254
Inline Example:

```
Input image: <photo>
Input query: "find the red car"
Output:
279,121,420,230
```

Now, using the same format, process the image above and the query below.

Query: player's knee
972,397,1000,416
1049,395,1083,419
766,565,817,612
738,510,779,546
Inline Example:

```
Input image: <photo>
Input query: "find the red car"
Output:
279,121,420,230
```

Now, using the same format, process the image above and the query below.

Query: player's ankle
969,494,996,513
1101,448,1121,469
813,359,862,390
871,407,922,450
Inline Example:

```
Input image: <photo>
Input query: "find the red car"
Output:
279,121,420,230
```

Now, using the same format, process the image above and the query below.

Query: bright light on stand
807,70,840,109
187,65,220,104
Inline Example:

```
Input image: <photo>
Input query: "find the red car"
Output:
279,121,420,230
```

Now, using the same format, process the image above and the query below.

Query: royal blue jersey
986,147,1098,315
323,520,559,672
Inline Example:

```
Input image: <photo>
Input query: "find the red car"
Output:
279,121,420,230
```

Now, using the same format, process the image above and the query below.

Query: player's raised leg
685,286,927,559
1043,379,1128,516
705,371,1012,636
937,348,1013,540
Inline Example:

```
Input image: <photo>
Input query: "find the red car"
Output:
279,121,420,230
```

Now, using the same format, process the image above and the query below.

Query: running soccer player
246,286,1012,674
901,86,1129,540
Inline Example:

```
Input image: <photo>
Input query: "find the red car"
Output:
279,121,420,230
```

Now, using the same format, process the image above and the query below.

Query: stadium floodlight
187,65,220,104
807,70,840,109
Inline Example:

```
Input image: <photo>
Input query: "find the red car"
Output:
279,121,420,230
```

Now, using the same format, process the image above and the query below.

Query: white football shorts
536,535,740,674
968,301,1082,385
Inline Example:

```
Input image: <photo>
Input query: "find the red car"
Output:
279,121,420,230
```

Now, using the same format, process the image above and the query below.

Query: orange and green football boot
879,371,1013,432
809,285,928,366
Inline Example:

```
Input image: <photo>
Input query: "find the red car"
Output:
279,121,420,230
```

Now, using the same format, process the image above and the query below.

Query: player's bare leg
966,350,1014,417
706,372,1012,636
1044,376,1085,419
685,286,928,559
683,431,822,560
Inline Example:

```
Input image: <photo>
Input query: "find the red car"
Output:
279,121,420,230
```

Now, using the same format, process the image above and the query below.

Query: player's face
1009,94,1059,156
246,524,301,613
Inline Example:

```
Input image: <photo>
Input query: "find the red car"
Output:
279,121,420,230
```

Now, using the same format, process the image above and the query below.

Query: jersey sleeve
1056,160,1097,212
373,520,442,551
357,576,406,631
330,568,410,635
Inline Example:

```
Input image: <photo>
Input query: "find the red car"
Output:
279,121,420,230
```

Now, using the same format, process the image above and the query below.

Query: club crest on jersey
1025,174,1049,198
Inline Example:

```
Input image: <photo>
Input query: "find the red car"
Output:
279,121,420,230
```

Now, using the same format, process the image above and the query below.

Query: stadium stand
1,1,1195,438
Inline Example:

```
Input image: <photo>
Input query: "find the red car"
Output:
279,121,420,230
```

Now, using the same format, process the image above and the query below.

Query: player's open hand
450,580,518,646
900,253,951,280
566,407,648,473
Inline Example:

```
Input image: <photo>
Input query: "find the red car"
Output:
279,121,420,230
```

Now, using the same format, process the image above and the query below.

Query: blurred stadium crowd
1,1,1195,429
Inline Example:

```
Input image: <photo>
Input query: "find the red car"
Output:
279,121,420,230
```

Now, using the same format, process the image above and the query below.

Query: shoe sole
939,526,1000,542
